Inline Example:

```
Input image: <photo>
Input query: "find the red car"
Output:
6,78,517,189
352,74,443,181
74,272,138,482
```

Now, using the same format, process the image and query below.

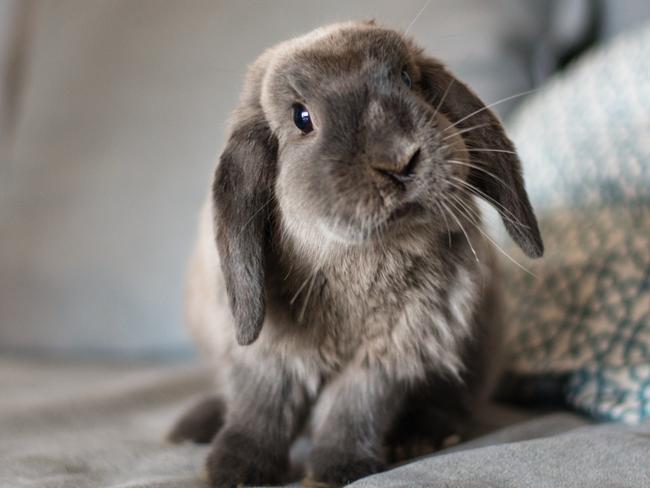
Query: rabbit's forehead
297,28,408,69
270,27,412,94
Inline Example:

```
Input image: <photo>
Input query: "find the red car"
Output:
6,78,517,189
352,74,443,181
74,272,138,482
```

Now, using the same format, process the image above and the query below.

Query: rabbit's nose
372,147,421,185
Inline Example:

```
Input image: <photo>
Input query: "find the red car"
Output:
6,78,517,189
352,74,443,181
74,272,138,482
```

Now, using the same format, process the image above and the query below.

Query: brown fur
170,21,543,487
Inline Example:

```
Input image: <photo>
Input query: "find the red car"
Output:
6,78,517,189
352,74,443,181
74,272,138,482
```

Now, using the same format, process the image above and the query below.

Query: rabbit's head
213,22,543,345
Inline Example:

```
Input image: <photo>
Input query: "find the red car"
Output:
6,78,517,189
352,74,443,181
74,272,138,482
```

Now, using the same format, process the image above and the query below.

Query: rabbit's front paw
205,428,288,487
306,447,383,487
167,395,225,444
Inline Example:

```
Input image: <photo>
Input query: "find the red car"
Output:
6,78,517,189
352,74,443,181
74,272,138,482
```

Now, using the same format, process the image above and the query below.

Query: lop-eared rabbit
169,21,543,488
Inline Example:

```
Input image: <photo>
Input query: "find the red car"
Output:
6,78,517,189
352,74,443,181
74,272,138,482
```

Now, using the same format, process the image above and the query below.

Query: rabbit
168,21,543,488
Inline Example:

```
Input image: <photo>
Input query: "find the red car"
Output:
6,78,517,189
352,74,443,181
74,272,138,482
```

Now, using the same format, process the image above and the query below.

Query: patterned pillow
501,22,650,424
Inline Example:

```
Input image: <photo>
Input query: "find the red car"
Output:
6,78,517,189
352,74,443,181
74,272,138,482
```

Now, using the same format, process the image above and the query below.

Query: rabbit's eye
292,104,313,134
401,68,412,89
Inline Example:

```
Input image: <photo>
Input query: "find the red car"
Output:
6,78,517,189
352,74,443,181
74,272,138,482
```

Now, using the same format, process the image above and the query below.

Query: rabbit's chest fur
187,205,493,393
265,225,490,381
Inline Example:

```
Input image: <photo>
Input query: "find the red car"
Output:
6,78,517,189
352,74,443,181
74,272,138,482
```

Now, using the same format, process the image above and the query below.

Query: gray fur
171,21,543,487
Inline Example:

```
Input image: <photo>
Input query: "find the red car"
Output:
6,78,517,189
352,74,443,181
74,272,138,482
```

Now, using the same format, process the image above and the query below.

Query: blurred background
1,0,649,360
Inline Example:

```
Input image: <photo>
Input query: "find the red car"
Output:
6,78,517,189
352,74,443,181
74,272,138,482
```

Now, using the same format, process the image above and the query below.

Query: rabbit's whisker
404,0,432,34
432,77,455,120
440,123,491,142
446,192,482,225
443,159,513,193
448,177,529,229
290,272,314,305
436,142,455,154
445,192,536,277
438,197,479,263
466,148,517,156
433,200,452,247
298,268,319,322
443,88,538,132
233,197,274,240
283,262,295,281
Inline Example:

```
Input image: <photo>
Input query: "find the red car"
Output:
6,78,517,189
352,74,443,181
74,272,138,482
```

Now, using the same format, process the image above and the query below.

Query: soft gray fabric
0,357,211,488
2,357,649,488
351,419,650,488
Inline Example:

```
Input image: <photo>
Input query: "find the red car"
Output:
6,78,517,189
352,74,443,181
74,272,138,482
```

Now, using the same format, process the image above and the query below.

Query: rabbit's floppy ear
417,57,544,258
213,104,278,346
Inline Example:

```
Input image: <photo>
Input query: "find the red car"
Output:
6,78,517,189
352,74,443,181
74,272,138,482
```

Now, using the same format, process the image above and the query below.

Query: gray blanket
1,357,648,487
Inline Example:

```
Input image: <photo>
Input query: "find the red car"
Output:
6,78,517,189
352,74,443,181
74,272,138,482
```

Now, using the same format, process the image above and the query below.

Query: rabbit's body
189,197,496,386
171,21,542,487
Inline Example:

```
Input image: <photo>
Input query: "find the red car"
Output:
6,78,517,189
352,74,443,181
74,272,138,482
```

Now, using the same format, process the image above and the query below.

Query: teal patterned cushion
502,22,650,423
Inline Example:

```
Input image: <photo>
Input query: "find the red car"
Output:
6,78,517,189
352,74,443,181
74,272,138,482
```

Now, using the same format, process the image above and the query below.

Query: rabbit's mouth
386,201,425,224
317,202,426,245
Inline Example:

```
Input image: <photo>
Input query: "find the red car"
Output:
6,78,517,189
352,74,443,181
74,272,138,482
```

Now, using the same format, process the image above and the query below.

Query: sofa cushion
503,21,650,423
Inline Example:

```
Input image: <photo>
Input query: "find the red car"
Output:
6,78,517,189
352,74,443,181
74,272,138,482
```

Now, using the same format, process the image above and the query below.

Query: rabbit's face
262,25,468,247
214,22,542,345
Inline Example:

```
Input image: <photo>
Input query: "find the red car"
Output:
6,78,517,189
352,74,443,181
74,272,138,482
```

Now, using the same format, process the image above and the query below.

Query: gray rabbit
168,21,543,488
